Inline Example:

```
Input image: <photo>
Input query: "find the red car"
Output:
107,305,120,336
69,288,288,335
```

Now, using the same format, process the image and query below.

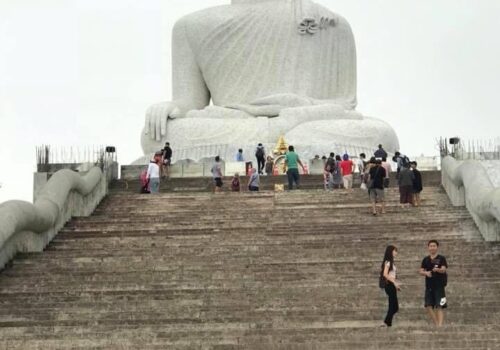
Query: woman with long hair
381,245,401,327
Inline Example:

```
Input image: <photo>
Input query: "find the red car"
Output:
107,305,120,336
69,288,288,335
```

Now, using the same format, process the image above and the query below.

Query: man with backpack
398,163,414,208
161,142,173,178
419,240,448,327
255,143,266,175
393,151,410,176
368,159,386,215
325,153,336,190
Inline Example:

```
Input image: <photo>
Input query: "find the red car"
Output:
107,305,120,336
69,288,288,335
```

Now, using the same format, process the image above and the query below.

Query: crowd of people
320,145,423,215
143,143,424,206
226,145,305,192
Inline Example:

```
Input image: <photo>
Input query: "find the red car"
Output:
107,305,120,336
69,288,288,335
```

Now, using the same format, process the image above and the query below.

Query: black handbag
379,273,387,289
368,167,381,190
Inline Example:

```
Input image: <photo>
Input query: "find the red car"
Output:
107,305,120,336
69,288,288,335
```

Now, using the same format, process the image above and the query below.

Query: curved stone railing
441,156,500,241
0,167,110,269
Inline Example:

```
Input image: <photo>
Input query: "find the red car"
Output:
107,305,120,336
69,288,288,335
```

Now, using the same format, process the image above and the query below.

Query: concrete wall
121,161,249,181
441,156,500,241
0,163,118,270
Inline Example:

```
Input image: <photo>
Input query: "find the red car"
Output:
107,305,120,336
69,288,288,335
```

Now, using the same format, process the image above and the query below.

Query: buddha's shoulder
173,2,352,37
173,5,242,32
313,3,350,26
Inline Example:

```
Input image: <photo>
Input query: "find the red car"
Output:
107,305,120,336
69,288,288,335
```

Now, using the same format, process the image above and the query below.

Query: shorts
425,287,447,309
214,178,223,188
369,188,385,202
343,174,353,189
163,158,171,166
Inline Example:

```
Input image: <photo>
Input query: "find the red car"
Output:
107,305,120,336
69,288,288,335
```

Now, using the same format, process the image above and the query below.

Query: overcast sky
1,0,499,203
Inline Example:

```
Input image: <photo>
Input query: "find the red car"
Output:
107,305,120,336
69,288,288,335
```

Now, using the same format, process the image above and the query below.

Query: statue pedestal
138,113,399,164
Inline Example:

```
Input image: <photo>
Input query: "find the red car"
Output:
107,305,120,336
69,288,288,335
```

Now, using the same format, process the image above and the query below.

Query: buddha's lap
141,115,399,153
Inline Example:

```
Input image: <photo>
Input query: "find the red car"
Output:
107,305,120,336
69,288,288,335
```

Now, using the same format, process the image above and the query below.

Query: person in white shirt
356,153,366,185
147,152,162,193
211,156,224,192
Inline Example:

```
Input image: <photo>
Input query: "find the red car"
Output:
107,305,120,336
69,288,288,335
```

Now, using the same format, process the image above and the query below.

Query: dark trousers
399,185,413,204
256,157,265,174
384,283,399,326
248,186,259,192
383,178,390,188
287,168,300,190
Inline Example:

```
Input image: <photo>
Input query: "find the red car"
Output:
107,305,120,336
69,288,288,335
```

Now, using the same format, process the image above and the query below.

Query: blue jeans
287,168,300,190
149,178,160,193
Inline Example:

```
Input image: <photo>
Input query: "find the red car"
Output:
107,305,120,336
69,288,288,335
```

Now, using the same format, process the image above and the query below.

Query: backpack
400,155,410,168
231,178,240,190
379,261,390,289
256,147,264,158
139,169,150,193
379,273,387,289
332,161,340,175
325,158,335,172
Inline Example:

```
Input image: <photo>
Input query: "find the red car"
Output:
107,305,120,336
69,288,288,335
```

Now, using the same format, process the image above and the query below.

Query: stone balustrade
441,156,500,241
0,164,117,269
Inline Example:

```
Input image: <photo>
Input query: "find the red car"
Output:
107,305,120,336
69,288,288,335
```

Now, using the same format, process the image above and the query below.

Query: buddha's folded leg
284,117,400,158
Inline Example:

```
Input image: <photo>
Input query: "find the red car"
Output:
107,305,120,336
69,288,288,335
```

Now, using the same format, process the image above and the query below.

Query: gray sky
1,0,499,202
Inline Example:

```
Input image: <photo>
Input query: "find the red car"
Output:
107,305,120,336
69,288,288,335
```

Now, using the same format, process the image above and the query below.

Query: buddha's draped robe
173,0,357,115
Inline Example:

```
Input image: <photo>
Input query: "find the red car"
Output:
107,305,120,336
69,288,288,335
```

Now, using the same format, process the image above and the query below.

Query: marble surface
138,0,400,162
0,168,109,269
481,160,500,188
442,157,500,241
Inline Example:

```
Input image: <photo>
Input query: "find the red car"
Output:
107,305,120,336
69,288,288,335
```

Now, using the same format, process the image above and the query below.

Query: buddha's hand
144,101,181,141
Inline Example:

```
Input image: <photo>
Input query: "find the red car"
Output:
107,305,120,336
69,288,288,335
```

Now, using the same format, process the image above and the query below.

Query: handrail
0,167,105,268
441,156,500,241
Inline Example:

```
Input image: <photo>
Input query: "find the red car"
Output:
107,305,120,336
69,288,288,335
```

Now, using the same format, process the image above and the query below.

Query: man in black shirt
324,152,336,189
419,240,448,327
161,142,173,178
255,143,266,175
368,160,386,215
374,144,388,159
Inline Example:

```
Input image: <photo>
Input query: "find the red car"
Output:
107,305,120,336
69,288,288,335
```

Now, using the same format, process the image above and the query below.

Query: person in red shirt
340,154,355,190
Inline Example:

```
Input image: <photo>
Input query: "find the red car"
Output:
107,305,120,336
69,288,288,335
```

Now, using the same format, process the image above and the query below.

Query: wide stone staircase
109,171,442,193
0,178,499,349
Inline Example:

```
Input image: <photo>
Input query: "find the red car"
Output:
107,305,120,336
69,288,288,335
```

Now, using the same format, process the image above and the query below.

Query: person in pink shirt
340,154,355,190
381,157,392,188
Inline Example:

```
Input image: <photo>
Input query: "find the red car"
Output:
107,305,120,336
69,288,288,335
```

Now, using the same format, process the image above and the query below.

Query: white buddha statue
139,0,399,162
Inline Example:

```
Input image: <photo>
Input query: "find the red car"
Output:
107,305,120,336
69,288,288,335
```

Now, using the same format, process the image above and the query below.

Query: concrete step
0,183,499,348
109,171,443,194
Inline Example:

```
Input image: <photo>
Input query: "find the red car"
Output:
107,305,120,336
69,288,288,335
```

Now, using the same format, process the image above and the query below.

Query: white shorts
343,174,353,189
